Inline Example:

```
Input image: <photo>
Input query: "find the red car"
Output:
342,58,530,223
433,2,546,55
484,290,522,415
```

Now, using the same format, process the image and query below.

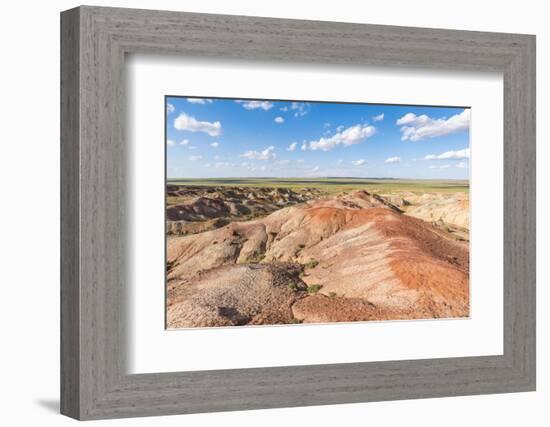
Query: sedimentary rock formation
166,189,469,328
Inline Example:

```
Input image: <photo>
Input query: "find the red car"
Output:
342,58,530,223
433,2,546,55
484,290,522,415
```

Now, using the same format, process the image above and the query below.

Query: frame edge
61,6,537,420
60,6,82,420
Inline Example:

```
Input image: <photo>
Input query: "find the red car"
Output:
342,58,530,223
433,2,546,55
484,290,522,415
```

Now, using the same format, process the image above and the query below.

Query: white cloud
336,125,344,132
248,165,267,172
210,142,219,148
397,109,470,141
352,159,366,166
428,164,450,169
188,155,202,161
373,113,384,122
311,166,320,172
241,146,276,160
276,159,291,166
385,156,401,164
324,122,331,128
274,116,284,124
174,113,222,136
215,161,233,168
280,106,289,112
291,102,309,117
456,161,469,168
179,139,190,146
287,142,297,151
337,159,343,165
167,103,175,114
187,98,213,104
236,100,273,111
301,143,308,151
167,139,175,146
309,124,376,151
424,148,470,160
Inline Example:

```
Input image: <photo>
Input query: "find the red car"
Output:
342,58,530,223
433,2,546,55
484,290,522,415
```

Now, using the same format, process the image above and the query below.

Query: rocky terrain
382,191,469,228
380,191,469,241
166,185,323,235
166,187,469,328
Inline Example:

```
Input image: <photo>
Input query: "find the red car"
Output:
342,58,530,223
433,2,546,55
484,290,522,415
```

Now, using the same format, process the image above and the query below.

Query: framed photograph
164,96,471,329
61,6,536,420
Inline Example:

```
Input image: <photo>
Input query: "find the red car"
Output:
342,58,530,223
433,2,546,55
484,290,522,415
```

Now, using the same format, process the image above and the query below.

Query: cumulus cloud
428,164,450,169
188,155,202,161
301,143,308,151
215,161,233,168
456,161,469,168
373,113,384,122
236,100,273,111
291,102,309,117
308,124,376,151
174,113,222,137
167,139,175,146
179,139,190,146
352,159,366,166
276,159,291,166
167,103,175,114
251,165,267,172
287,142,297,151
424,148,470,160
385,156,401,164
274,116,284,124
397,109,470,141
241,146,276,160
187,98,213,104
210,142,219,148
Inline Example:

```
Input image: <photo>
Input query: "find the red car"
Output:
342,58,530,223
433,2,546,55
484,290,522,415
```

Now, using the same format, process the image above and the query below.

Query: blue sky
166,96,470,179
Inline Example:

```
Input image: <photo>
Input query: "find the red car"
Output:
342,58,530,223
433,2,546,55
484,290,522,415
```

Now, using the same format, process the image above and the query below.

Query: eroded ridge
166,188,469,328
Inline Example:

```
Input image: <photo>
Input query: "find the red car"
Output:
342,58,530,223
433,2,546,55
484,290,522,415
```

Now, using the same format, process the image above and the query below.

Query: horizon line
166,176,469,181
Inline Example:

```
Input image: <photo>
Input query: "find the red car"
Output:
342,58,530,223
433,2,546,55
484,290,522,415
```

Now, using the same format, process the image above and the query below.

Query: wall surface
0,0,547,425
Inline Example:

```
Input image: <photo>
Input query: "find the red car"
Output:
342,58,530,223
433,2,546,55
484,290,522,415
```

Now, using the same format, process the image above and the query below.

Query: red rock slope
166,190,469,328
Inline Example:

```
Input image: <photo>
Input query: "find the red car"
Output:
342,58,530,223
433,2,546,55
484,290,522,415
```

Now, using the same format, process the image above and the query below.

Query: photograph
50,3,538,421
165,96,471,329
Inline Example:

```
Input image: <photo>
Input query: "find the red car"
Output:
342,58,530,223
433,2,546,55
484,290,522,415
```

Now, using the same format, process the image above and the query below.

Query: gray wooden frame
60,5,536,420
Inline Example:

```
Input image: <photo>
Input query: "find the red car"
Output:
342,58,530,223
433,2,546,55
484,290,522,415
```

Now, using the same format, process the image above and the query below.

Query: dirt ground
166,186,469,328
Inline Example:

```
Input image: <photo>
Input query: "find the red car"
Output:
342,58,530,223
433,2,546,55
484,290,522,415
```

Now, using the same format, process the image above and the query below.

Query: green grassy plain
166,177,469,194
